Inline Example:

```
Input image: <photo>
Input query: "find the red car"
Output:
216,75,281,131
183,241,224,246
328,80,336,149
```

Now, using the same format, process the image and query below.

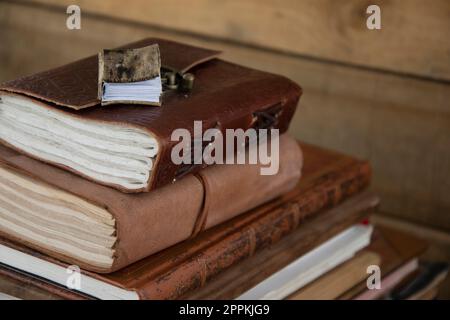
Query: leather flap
100,44,161,84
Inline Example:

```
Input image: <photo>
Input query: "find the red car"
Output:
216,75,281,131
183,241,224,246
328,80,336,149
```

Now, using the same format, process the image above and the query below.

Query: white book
102,77,162,103
237,224,373,300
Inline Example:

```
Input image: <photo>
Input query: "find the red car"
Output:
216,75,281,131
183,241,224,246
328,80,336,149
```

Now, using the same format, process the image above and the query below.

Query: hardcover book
184,192,377,299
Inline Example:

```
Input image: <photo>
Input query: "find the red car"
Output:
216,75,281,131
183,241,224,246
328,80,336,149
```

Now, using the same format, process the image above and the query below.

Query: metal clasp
161,69,195,93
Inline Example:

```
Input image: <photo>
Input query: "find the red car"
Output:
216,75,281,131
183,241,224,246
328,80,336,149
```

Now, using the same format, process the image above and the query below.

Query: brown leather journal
0,142,371,299
0,135,302,273
0,38,301,192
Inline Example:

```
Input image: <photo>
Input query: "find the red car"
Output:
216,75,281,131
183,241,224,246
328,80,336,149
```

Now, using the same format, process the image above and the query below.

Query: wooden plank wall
0,0,449,236
19,0,450,81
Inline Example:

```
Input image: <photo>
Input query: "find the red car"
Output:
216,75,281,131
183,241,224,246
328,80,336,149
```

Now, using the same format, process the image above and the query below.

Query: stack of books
0,38,443,300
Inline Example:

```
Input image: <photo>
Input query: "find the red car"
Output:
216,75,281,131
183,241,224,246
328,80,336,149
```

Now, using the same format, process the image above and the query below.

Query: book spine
137,161,371,299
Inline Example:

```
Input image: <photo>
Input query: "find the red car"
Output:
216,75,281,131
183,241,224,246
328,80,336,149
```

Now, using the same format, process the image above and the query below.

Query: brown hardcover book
0,38,301,193
183,192,377,299
0,135,303,273
0,144,371,299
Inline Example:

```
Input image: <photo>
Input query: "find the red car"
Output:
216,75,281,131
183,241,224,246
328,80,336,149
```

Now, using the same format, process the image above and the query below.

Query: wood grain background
0,0,449,295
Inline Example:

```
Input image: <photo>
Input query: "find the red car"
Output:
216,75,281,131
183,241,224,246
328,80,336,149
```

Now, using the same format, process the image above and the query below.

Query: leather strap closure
190,172,211,238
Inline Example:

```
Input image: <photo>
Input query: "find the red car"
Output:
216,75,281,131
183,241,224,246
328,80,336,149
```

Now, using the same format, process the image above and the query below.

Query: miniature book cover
98,44,162,106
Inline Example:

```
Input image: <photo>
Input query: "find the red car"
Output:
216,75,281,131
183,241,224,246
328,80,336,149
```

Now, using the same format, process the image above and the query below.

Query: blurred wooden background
0,0,449,296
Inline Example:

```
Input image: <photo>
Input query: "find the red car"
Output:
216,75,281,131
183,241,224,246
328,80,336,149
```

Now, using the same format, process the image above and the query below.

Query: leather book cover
0,135,303,273
0,143,371,299
0,38,302,192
